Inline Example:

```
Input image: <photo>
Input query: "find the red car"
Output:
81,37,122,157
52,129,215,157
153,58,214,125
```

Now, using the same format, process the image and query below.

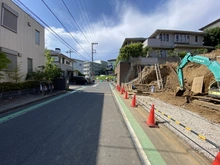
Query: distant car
71,76,88,85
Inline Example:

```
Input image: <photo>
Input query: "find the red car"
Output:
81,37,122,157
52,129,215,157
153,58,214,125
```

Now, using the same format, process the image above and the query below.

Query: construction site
120,49,220,124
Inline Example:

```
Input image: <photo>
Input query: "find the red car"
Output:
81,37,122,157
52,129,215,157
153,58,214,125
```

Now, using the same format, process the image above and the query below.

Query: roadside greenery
95,75,116,81
0,52,11,80
116,43,146,65
204,27,220,47
26,49,62,82
6,63,24,83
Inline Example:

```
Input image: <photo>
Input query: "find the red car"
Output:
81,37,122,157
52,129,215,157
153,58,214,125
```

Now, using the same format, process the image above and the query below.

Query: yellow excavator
176,52,220,98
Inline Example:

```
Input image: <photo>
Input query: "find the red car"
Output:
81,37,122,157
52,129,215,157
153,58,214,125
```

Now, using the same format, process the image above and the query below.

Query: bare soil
127,50,220,124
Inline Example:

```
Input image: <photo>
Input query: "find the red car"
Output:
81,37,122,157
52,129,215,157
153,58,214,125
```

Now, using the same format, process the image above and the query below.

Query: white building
72,58,84,74
83,60,108,77
0,0,45,82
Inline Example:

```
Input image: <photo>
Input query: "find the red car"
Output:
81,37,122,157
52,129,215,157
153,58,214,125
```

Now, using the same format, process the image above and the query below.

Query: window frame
35,29,40,45
27,58,33,74
1,3,18,33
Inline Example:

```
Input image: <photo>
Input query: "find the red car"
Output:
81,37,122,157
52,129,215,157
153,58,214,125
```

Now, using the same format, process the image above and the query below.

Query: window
6,54,17,70
175,34,179,42
66,61,70,65
174,34,190,43
163,34,165,41
187,35,190,42
35,30,40,45
166,34,169,41
160,34,162,41
195,36,198,42
27,58,33,73
1,3,18,33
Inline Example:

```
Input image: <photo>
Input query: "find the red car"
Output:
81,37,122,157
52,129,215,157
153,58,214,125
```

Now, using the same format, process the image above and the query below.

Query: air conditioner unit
18,53,22,57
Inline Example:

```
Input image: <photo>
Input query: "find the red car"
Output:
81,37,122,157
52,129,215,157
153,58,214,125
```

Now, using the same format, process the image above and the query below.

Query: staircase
155,63,163,90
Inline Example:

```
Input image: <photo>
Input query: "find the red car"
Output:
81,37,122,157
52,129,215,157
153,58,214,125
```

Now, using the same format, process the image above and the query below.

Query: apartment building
72,58,84,74
0,0,45,82
83,60,108,77
50,48,76,78
143,29,213,57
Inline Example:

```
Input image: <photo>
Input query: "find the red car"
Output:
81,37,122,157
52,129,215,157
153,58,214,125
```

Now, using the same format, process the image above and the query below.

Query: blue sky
14,0,220,62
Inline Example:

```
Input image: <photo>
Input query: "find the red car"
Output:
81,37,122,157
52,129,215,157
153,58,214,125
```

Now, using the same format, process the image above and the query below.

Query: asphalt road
0,82,141,165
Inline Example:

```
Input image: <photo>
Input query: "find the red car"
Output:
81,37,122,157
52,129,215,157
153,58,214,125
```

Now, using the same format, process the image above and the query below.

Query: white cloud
45,0,220,61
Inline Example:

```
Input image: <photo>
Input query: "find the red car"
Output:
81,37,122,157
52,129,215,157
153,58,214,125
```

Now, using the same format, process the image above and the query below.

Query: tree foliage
26,49,62,82
44,49,62,81
203,27,220,47
6,63,24,83
0,52,11,80
116,43,145,65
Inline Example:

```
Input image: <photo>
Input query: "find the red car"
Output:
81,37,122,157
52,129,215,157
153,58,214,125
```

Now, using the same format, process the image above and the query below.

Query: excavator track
190,95,220,111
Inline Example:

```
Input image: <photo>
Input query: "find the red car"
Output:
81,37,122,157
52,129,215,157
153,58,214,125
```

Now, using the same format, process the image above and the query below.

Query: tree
191,48,207,55
116,43,145,65
6,63,24,83
203,27,220,47
44,49,62,81
0,52,11,80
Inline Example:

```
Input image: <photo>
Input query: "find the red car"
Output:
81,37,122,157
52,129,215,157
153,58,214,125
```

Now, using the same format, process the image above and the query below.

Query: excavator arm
176,52,220,96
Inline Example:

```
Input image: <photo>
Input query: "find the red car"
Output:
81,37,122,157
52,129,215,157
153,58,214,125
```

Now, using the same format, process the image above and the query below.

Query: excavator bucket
175,87,185,96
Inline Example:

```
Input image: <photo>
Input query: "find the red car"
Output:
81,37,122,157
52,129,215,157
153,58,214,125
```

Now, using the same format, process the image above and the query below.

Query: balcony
143,38,161,47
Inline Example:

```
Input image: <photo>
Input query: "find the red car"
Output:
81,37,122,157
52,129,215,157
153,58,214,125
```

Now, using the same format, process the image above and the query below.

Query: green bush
0,81,39,92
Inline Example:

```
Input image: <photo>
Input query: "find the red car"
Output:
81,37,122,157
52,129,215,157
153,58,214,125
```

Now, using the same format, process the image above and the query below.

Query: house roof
149,29,204,38
121,37,147,48
199,18,220,31
49,50,75,62
108,59,116,62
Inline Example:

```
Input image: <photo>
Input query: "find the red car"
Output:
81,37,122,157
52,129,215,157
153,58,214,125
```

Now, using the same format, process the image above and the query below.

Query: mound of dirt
126,50,220,123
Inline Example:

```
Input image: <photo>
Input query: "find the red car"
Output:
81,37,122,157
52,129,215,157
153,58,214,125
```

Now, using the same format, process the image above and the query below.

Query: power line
74,0,94,43
82,0,97,42
61,0,91,45
41,0,91,59
15,0,90,61
78,0,96,42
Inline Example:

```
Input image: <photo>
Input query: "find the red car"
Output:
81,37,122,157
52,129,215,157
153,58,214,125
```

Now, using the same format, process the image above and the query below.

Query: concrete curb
0,90,67,114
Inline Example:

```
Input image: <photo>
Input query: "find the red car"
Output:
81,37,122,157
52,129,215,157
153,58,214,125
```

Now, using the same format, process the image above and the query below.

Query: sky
13,0,220,62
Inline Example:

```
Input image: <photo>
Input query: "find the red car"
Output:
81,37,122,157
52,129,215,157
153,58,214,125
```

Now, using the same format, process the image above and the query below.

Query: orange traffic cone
130,94,136,107
146,104,157,127
120,86,124,94
212,152,220,165
124,90,128,99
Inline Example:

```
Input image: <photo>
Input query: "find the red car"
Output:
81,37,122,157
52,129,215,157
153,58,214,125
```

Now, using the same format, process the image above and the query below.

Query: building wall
83,61,108,77
0,0,45,82
73,59,84,74
144,31,205,58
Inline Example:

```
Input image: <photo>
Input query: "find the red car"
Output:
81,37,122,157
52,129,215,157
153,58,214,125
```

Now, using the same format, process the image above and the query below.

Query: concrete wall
116,61,130,86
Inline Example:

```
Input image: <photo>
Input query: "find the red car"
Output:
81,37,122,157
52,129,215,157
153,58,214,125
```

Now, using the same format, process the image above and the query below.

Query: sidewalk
0,90,67,114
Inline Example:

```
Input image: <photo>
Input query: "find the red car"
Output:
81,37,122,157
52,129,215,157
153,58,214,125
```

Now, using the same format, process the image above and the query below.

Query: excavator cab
208,81,220,98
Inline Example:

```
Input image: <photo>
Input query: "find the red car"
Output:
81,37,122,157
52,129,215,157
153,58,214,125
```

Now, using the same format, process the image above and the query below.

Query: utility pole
91,42,98,79
66,50,74,77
